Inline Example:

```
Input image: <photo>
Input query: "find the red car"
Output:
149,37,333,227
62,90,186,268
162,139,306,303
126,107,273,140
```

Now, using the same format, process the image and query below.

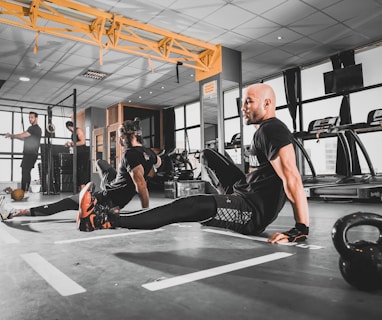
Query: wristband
283,223,309,242
295,222,309,235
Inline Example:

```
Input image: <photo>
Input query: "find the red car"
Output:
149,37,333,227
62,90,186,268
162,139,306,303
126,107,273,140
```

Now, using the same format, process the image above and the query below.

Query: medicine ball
11,189,25,201
331,212,382,291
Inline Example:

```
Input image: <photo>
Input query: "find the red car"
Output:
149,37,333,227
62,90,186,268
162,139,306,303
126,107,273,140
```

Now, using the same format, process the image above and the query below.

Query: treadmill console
308,116,340,133
367,109,382,126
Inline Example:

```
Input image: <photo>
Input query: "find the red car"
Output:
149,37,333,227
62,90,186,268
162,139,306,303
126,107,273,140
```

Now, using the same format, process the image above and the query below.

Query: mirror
201,78,220,150
200,46,243,173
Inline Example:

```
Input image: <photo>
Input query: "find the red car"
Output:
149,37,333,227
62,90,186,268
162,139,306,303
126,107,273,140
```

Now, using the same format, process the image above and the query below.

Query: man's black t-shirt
233,117,293,232
24,124,42,154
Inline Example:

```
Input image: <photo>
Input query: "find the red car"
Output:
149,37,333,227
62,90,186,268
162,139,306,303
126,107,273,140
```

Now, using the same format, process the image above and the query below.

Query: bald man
77,83,310,244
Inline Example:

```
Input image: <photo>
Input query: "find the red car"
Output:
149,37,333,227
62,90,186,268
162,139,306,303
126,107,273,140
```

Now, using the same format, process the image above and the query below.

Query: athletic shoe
0,196,16,222
76,182,120,231
77,182,97,231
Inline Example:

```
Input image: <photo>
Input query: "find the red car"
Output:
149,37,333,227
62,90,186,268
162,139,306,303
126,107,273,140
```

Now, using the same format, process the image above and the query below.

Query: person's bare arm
5,131,30,140
130,164,150,208
267,144,310,243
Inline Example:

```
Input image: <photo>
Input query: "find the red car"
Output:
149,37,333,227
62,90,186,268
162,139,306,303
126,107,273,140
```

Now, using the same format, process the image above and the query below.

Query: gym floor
1,190,381,320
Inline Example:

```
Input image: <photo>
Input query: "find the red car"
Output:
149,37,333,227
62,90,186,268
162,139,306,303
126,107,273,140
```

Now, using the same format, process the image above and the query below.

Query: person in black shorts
5,111,42,192
3,118,161,227
77,83,310,243
65,121,89,191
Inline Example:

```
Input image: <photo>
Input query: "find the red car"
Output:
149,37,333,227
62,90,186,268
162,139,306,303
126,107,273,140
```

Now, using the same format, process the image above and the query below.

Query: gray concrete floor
1,190,382,320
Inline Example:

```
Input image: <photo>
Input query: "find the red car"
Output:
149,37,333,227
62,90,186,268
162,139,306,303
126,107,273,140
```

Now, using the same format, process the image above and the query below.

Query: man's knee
201,149,225,166
173,195,216,212
96,159,107,167
96,159,110,171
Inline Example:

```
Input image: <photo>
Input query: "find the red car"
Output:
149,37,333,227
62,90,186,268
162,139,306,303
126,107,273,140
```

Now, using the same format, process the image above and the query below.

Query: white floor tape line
203,228,270,242
203,228,324,250
54,228,165,244
21,252,86,296
142,252,293,291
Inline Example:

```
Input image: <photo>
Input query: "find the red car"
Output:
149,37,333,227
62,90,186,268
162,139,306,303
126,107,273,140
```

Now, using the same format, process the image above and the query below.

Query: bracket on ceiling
0,0,223,81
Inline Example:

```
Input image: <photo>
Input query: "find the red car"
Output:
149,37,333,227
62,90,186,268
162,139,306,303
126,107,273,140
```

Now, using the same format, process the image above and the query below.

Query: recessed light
19,76,30,82
149,91,153,94
80,69,109,80
161,86,165,89
277,36,283,40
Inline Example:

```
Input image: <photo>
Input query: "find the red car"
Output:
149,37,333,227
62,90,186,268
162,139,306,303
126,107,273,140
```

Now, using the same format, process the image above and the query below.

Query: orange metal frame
0,0,221,80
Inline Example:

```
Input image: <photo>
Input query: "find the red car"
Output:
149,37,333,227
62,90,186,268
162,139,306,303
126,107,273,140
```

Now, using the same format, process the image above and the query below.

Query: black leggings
30,196,79,216
27,159,128,216
117,149,257,234
118,195,217,229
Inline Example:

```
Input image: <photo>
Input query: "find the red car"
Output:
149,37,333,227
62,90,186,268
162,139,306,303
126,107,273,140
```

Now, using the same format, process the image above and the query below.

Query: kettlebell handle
332,212,382,258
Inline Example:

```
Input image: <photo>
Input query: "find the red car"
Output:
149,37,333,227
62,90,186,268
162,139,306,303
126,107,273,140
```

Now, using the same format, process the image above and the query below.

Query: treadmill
294,116,355,196
306,109,382,201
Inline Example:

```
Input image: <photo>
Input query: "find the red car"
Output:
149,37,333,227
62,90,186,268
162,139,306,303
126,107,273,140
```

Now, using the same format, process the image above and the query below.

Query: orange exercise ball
11,189,25,201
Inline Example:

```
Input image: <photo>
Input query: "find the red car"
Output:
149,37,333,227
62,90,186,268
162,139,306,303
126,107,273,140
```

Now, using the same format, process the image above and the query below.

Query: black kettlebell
331,212,382,291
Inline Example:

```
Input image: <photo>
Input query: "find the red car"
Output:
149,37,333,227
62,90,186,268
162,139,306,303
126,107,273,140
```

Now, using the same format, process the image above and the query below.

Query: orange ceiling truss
0,0,222,81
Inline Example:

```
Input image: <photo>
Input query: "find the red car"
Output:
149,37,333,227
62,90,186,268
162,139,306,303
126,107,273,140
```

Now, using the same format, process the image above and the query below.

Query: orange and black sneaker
76,182,120,232
77,182,97,231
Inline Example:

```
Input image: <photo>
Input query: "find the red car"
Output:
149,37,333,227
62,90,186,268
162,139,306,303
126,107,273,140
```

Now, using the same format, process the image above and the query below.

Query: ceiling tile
0,0,381,111
288,11,338,36
233,16,280,39
203,3,255,30
262,0,317,26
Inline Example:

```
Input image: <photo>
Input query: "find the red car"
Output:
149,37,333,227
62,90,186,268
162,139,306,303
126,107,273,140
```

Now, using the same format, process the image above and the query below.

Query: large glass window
175,129,185,150
175,106,184,130
357,45,382,87
276,108,294,132
224,117,240,145
0,158,12,181
224,88,240,118
185,102,200,127
301,61,332,101
174,103,202,179
1,111,13,152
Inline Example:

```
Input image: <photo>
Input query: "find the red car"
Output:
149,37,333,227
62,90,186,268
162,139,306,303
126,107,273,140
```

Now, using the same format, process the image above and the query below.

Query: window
185,102,200,127
224,88,240,118
174,103,202,178
175,106,185,129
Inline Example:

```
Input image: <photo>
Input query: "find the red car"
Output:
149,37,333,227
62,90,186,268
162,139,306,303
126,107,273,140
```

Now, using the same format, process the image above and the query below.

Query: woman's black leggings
116,149,257,234
118,195,217,229
30,195,79,216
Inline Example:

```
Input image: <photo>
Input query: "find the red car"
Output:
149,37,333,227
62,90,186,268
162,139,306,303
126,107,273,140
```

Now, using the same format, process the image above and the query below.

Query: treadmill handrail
293,136,317,178
293,131,352,179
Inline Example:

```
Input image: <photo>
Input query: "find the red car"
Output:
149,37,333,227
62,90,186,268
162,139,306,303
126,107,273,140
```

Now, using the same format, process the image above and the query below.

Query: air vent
80,70,110,80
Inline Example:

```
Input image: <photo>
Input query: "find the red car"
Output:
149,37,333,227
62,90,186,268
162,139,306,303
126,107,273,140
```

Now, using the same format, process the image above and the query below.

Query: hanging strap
20,107,25,131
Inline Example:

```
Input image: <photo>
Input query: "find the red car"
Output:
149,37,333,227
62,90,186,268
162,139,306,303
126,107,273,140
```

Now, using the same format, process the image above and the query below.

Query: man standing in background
5,111,42,192
65,120,89,191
